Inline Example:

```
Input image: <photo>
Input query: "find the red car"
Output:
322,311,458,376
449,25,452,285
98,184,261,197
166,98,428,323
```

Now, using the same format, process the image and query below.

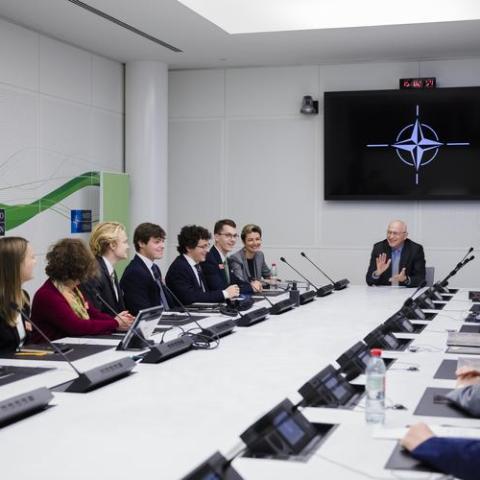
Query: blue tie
151,264,170,310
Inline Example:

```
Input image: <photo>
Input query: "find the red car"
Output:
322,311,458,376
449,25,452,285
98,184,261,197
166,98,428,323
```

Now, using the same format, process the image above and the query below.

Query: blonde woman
0,237,36,353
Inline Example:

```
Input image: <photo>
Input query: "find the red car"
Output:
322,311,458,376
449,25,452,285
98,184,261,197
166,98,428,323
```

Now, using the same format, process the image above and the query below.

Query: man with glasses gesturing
202,219,253,294
366,220,426,287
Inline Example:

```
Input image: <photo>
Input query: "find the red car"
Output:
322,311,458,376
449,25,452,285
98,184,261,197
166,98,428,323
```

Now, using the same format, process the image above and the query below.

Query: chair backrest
425,266,435,287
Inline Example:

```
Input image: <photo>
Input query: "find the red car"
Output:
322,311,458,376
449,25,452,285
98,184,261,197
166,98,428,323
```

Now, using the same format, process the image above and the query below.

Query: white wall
0,18,124,294
168,60,480,287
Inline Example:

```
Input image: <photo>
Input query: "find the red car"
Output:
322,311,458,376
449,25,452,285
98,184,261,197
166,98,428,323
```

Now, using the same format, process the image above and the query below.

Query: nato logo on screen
367,104,470,185
71,209,92,233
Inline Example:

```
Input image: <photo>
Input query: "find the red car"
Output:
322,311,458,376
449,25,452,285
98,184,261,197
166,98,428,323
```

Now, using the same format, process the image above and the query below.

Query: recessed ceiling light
178,0,480,34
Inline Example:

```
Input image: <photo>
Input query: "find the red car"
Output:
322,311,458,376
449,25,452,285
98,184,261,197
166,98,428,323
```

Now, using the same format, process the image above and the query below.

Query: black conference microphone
280,256,333,297
300,252,350,290
95,292,194,363
162,282,236,341
10,303,136,392
256,287,296,315
401,280,429,320
95,293,154,349
403,280,427,307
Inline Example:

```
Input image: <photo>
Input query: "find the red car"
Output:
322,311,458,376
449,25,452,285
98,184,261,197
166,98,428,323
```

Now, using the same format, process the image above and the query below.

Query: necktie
151,264,170,310
194,264,206,292
110,271,119,301
223,259,230,284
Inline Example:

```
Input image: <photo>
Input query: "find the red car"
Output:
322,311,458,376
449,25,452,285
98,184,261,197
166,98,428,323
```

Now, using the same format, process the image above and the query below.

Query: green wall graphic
0,172,100,230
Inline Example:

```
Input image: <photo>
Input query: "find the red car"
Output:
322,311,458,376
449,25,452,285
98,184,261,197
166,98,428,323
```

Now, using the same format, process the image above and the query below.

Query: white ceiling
0,0,480,70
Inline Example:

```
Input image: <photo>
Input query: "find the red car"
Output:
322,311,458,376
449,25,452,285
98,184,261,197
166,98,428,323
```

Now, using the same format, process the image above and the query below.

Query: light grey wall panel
39,36,91,103
169,69,225,118
92,55,124,113
0,19,38,91
168,119,223,241
420,58,480,87
226,117,316,246
226,66,318,116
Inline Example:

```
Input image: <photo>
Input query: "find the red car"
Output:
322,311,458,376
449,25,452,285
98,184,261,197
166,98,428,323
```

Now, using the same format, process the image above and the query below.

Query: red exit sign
400,77,436,89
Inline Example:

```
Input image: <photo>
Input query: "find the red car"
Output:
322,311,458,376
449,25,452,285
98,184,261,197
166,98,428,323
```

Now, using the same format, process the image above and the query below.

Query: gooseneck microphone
10,302,136,392
435,247,475,292
300,252,350,290
11,303,82,375
280,257,333,297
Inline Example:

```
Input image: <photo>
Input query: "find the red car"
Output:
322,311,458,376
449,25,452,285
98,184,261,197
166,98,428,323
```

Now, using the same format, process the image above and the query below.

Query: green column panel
100,172,130,276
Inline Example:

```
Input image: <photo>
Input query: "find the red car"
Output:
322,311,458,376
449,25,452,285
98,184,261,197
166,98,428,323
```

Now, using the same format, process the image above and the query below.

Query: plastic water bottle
271,263,278,278
365,348,386,424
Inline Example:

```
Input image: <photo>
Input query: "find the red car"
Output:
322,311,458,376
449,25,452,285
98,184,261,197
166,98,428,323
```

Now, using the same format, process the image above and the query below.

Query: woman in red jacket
31,238,133,341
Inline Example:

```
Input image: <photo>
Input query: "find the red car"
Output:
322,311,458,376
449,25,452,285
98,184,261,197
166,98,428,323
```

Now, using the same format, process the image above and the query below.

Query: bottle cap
370,348,382,357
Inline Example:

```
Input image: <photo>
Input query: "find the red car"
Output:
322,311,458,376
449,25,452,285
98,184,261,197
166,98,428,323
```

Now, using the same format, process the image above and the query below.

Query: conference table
0,285,478,480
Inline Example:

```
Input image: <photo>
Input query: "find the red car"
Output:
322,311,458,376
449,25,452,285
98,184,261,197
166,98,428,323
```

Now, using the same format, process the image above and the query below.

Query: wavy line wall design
0,172,100,230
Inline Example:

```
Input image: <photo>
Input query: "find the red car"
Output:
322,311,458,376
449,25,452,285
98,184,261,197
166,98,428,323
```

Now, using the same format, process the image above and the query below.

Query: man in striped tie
202,219,253,294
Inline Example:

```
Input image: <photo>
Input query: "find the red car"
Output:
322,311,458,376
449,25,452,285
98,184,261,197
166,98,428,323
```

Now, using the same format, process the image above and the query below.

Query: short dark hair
46,238,98,283
241,224,263,243
177,225,211,254
133,223,166,252
214,219,236,235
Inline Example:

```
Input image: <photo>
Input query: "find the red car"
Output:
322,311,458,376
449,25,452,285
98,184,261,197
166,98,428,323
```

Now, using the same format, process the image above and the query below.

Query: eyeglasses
195,243,210,250
387,230,406,237
218,233,239,240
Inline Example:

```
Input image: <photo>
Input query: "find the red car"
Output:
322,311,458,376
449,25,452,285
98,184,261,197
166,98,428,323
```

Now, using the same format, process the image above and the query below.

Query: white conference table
0,286,477,480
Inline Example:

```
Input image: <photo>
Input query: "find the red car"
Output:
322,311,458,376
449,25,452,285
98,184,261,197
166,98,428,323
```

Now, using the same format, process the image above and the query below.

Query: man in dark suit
366,220,425,287
402,422,479,480
120,222,172,315
166,225,240,305
202,219,253,294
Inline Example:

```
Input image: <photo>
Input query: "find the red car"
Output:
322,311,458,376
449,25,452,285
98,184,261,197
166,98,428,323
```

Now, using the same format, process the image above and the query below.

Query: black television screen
324,87,480,200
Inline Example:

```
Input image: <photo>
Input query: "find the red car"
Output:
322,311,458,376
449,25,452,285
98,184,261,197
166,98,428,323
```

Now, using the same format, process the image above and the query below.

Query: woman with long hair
0,237,36,353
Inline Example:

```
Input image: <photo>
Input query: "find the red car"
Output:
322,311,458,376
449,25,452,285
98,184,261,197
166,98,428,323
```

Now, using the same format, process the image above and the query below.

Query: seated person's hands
401,423,435,452
374,253,391,276
225,284,240,299
390,267,407,284
250,280,263,292
455,366,480,387
115,311,135,331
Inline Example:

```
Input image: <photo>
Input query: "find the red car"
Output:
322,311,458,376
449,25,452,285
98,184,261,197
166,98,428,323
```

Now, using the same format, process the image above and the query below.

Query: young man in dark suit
201,219,253,294
120,222,172,315
402,422,479,480
165,225,240,305
366,220,426,287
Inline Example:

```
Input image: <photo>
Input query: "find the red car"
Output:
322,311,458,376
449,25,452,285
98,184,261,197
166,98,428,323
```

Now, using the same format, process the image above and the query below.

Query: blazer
120,255,171,316
411,436,480,480
446,384,480,417
201,246,253,294
165,254,225,305
228,248,271,283
82,257,126,315
0,299,30,354
30,279,118,341
365,238,426,287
